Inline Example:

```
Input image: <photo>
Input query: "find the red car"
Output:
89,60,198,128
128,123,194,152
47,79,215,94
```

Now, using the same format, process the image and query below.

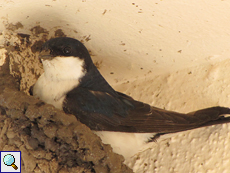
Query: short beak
39,49,52,60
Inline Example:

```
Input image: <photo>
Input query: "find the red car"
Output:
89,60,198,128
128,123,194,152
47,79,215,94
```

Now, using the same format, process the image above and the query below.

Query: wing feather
63,87,230,133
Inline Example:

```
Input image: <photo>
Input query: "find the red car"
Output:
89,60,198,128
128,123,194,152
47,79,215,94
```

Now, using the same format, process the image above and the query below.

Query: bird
32,37,230,158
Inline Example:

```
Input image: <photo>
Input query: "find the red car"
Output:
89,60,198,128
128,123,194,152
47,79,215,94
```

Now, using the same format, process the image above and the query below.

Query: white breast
33,56,85,110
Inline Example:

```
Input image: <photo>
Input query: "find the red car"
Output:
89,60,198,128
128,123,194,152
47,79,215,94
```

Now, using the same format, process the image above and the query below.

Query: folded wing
63,87,230,133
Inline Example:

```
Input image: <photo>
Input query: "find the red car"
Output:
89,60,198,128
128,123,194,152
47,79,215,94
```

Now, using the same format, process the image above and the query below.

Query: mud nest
0,23,132,173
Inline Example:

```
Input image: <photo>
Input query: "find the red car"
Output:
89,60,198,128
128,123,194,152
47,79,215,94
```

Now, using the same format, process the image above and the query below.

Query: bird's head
39,37,93,81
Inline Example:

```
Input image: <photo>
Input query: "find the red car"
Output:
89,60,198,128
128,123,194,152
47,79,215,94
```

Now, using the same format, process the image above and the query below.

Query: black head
40,37,94,70
40,37,117,95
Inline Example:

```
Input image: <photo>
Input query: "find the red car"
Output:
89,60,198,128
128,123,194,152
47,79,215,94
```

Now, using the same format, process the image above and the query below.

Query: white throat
33,56,85,109
42,56,85,81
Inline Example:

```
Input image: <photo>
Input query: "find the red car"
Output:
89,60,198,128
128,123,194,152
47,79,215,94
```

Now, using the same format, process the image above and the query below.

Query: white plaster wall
1,0,230,172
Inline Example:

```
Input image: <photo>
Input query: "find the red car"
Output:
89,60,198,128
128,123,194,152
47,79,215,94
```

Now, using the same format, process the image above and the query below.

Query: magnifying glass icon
3,154,18,170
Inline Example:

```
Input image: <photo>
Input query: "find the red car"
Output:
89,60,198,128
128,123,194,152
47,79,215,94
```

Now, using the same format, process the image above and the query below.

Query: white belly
94,131,156,158
33,73,79,110
94,131,178,158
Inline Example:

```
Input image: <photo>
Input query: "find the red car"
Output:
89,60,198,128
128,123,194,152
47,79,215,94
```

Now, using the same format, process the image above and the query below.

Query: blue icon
3,154,18,170
0,151,21,173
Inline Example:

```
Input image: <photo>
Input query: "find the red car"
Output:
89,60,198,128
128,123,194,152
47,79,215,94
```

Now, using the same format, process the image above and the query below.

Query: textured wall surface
1,0,230,172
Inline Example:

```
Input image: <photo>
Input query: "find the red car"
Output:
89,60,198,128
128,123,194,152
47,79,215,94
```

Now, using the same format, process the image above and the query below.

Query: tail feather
125,102,230,133
187,106,230,126
149,107,230,141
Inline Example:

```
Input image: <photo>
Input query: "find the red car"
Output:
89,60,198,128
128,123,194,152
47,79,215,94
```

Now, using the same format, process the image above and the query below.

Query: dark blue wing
63,87,230,133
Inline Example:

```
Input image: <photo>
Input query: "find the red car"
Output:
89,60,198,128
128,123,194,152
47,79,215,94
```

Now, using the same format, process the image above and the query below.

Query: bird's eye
63,47,72,54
